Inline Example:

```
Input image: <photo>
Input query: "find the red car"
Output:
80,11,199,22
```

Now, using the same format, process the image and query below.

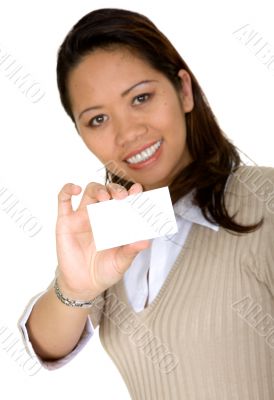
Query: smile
125,139,163,164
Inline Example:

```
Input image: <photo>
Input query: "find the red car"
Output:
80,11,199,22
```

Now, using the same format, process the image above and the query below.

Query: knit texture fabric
88,165,274,400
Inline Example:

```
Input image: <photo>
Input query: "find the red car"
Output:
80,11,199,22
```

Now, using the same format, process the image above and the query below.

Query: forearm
26,286,92,361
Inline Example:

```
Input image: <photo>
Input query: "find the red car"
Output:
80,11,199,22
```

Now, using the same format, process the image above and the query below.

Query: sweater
88,165,274,400
18,178,219,372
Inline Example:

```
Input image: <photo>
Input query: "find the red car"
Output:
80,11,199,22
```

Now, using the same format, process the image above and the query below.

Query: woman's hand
55,181,151,300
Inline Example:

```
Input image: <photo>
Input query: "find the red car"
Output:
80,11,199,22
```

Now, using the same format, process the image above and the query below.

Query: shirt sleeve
17,265,106,371
17,289,95,371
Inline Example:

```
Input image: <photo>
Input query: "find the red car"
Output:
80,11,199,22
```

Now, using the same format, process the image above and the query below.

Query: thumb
114,239,151,274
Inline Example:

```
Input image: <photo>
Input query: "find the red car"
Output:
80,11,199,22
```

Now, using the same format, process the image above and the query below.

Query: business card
87,186,178,251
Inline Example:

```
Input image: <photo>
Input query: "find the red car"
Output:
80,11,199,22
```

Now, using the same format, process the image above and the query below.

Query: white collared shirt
18,187,220,369
123,189,219,312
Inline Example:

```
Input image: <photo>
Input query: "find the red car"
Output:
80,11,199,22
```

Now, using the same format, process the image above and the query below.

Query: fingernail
113,185,124,192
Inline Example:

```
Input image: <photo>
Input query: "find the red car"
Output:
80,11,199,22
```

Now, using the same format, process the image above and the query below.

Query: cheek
155,102,186,138
93,145,113,163
161,105,187,152
79,129,107,154
91,142,119,169
80,129,122,169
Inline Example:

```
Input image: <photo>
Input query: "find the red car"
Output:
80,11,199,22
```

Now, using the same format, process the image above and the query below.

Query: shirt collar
173,190,219,231
173,163,234,231
172,169,233,232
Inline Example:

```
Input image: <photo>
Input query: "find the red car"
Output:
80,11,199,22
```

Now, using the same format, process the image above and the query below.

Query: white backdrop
0,0,273,398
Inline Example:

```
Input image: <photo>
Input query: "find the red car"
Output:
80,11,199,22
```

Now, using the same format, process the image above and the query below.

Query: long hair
56,8,263,235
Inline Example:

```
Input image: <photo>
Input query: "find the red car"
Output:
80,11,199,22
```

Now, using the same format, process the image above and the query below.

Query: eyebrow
77,79,158,120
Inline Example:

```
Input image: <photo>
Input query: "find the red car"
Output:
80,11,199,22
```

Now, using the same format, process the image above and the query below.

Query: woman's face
68,48,194,190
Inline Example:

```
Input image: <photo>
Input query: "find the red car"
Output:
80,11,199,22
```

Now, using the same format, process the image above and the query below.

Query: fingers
58,183,82,217
128,182,143,196
77,181,143,211
106,183,128,199
77,182,110,210
113,239,151,275
58,181,144,216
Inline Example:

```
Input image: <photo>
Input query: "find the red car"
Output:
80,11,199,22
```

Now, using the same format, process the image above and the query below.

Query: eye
132,93,151,106
88,114,108,128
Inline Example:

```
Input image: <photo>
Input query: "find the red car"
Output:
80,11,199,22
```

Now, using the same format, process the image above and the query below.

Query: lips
125,139,163,169
122,139,161,161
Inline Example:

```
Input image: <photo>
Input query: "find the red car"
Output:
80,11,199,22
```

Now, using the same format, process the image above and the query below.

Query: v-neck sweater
89,165,274,399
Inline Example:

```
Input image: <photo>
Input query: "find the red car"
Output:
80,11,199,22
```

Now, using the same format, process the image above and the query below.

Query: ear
177,69,194,113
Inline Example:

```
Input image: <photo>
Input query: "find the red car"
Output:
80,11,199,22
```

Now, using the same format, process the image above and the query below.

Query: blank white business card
87,186,178,251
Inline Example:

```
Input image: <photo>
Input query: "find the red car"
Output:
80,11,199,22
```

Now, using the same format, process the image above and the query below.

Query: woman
19,8,274,399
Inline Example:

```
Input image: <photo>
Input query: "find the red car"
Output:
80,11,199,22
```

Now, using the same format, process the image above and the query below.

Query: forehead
68,48,162,94
67,48,167,118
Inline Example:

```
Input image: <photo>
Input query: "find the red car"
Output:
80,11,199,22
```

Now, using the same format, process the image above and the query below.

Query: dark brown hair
56,8,263,235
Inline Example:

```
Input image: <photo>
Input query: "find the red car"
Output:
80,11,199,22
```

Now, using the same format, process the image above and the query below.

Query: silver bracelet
54,278,96,308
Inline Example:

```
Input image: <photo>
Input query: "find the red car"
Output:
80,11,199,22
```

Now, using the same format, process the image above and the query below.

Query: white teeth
126,140,162,164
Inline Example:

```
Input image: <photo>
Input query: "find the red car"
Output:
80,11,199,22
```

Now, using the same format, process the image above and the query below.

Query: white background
0,0,273,398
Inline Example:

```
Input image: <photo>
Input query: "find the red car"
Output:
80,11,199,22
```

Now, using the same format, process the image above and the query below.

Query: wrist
57,273,99,300
54,277,99,308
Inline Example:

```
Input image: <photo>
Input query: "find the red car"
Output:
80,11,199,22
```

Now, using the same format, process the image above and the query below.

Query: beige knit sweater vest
89,165,274,400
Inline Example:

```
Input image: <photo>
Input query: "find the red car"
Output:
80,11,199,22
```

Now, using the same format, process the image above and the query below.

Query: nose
114,113,148,147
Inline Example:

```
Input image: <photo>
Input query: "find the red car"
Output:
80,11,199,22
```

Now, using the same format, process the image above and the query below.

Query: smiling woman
19,7,274,400
56,7,262,233
67,48,193,191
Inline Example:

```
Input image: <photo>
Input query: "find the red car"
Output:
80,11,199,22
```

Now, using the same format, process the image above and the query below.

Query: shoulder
231,164,274,189
224,165,274,295
224,164,274,224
